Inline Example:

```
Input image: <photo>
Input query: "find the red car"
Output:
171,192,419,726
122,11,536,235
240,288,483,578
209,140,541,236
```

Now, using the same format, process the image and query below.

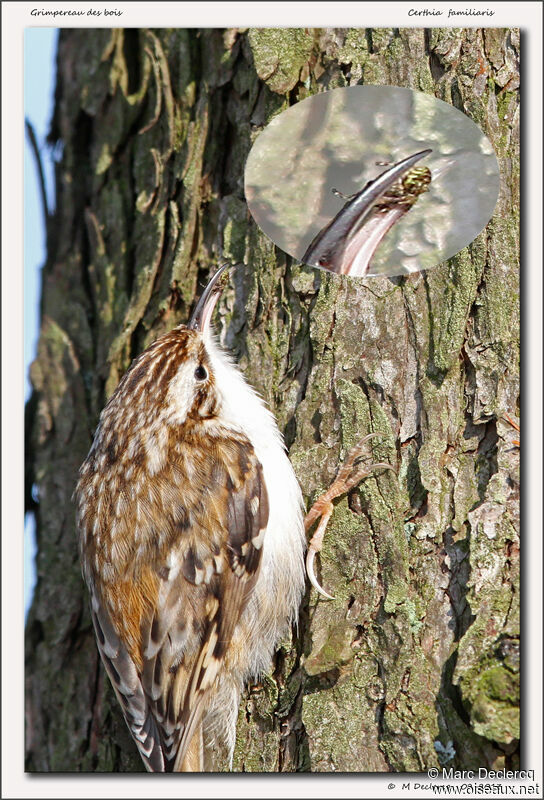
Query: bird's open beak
302,149,432,275
188,263,232,333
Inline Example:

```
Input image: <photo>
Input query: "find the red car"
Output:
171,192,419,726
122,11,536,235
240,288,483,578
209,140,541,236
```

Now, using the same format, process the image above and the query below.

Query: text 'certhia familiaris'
75,264,306,771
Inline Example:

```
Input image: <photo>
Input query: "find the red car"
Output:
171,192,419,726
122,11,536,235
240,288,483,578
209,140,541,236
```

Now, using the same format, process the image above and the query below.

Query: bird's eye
194,364,208,381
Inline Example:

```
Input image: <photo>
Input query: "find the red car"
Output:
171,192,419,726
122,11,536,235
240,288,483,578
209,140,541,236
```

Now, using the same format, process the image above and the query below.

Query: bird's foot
304,433,396,600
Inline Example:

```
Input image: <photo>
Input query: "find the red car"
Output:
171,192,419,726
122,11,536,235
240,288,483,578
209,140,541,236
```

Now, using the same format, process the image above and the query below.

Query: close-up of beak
188,262,232,333
302,149,433,276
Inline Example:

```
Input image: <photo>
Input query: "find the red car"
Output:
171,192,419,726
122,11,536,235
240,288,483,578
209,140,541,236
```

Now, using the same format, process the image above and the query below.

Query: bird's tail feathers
173,712,204,771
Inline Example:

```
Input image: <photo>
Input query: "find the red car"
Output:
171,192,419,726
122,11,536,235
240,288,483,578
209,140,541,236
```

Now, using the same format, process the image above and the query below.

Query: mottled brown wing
172,455,269,770
89,591,167,771
90,441,269,771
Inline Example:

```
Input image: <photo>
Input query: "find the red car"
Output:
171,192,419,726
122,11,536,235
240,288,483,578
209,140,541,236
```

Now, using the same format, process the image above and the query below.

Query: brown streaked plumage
75,265,306,771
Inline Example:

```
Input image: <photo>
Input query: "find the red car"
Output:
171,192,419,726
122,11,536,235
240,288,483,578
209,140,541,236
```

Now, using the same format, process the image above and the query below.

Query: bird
74,263,306,771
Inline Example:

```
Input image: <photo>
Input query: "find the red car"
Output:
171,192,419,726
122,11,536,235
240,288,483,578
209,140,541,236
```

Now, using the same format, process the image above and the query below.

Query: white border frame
3,3,542,798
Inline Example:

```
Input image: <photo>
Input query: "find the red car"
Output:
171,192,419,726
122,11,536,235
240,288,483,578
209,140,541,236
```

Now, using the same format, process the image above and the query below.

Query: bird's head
93,265,232,471
159,262,232,425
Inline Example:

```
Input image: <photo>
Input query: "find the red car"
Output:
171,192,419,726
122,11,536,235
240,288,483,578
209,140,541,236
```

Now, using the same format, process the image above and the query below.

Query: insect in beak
188,262,232,334
302,149,433,276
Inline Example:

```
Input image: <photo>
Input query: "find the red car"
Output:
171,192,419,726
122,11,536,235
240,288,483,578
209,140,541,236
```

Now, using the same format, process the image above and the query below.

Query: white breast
205,332,306,635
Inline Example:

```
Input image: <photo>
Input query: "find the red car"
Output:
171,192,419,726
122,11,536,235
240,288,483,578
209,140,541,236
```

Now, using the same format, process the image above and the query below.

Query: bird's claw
306,546,335,600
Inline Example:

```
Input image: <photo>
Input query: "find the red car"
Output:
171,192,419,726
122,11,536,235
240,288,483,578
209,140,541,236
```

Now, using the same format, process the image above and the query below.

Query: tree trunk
25,27,520,773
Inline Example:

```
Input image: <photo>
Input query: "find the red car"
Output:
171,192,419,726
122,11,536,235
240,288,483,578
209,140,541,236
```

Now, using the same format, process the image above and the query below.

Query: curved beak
302,149,432,273
188,263,232,333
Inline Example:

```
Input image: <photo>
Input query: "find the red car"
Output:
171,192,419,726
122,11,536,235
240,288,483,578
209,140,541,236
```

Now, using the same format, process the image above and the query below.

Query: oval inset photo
244,86,500,278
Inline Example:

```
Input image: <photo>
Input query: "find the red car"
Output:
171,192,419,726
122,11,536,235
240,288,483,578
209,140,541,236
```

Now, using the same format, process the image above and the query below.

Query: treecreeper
75,264,306,771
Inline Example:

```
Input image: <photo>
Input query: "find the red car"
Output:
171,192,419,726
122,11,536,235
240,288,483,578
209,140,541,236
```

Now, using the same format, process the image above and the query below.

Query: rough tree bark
25,27,519,773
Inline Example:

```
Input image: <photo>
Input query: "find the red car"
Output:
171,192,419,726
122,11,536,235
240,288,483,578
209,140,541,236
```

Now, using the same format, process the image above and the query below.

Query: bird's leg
305,433,396,600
